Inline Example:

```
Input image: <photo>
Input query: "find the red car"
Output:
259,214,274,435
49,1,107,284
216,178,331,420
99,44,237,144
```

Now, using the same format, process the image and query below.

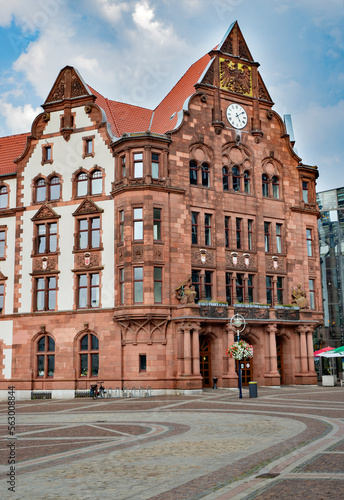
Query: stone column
266,324,279,375
298,326,308,373
225,323,237,377
143,145,151,178
192,324,201,376
184,326,192,375
306,324,315,372
177,326,184,376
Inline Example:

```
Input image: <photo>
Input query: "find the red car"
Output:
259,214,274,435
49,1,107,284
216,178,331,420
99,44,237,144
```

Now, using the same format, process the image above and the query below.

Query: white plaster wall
57,204,78,311
7,178,17,209
0,320,13,378
97,200,114,309
0,217,16,314
23,106,114,207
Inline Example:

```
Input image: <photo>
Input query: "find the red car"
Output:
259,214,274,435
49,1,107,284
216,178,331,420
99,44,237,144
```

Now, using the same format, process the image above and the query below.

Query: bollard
249,381,258,398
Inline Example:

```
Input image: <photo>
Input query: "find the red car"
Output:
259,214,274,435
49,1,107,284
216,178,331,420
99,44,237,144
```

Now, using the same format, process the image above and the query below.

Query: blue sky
0,0,343,192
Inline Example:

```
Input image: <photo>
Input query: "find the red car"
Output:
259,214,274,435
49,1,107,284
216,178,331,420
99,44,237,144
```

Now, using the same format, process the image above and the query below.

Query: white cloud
96,0,130,25
0,102,41,133
132,0,173,43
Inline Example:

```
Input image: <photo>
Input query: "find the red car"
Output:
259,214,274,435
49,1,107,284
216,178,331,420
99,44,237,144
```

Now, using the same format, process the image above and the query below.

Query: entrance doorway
199,336,211,387
276,337,284,384
235,358,253,386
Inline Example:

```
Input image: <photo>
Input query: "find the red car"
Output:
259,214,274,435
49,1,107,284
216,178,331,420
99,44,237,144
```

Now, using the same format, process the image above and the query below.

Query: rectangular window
119,268,124,305
309,279,315,310
302,181,309,203
225,216,230,248
121,155,126,178
134,267,143,303
43,145,52,163
276,223,282,254
248,274,254,303
134,152,143,178
154,267,162,303
236,218,242,249
225,272,232,305
151,153,159,179
133,208,143,240
191,212,198,245
78,217,100,250
191,270,201,303
306,229,313,256
85,138,93,155
119,210,124,243
236,273,244,303
139,354,147,372
276,276,283,305
77,273,99,309
0,229,6,258
248,219,253,251
0,283,4,313
204,214,212,246
204,271,213,300
37,222,57,254
264,222,271,252
35,276,57,311
266,276,273,306
153,208,162,241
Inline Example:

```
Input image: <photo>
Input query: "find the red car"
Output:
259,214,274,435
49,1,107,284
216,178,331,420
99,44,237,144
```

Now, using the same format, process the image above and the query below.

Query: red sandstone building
0,22,322,399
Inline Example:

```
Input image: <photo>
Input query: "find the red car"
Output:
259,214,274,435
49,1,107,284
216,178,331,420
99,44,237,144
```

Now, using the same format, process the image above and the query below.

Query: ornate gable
72,197,104,216
31,204,60,221
218,21,254,61
258,73,273,103
44,66,93,105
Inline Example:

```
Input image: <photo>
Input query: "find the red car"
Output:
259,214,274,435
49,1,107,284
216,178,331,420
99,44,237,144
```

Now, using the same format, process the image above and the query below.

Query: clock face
226,103,247,129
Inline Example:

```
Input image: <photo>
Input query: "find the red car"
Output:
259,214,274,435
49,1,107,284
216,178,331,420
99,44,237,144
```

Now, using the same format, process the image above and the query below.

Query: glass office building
317,188,344,348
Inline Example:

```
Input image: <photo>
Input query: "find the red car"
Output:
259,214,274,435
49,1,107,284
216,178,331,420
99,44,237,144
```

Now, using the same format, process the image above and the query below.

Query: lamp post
230,313,246,399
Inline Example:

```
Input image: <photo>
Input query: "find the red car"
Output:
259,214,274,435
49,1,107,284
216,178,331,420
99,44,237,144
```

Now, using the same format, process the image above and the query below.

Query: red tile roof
0,133,29,176
0,52,211,175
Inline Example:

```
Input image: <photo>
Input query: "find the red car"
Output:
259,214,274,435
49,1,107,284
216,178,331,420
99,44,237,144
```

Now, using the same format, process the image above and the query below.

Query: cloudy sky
0,0,343,192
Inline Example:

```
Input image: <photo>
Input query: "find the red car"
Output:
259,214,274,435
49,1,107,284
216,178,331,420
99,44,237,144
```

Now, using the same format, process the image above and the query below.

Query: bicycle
90,382,106,399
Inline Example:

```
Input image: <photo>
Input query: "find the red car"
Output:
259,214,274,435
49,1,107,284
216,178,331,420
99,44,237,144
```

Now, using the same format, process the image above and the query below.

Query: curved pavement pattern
0,386,344,499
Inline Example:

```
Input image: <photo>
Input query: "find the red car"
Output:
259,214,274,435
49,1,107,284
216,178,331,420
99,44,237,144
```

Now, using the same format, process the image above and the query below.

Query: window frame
36,335,55,378
151,152,160,179
35,221,58,255
306,228,313,257
201,163,210,187
119,210,125,243
264,222,271,253
236,273,245,303
133,266,144,304
0,227,6,259
189,160,198,185
119,267,124,305
153,207,162,241
83,136,95,158
236,218,242,250
0,185,9,210
42,144,53,165
133,207,143,241
191,212,199,245
204,270,213,300
309,279,315,310
77,272,100,309
276,223,282,254
134,152,143,178
0,281,5,313
244,170,250,194
232,166,240,192
266,276,273,306
262,174,269,197
302,181,309,203
191,269,201,303
272,176,280,199
225,216,230,248
248,219,253,251
204,213,212,246
34,276,57,312
154,266,162,303
225,272,232,305
79,332,99,378
76,216,101,250
276,276,284,305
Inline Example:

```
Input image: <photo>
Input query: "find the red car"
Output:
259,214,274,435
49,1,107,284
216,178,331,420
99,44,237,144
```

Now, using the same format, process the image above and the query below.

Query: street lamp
230,313,246,399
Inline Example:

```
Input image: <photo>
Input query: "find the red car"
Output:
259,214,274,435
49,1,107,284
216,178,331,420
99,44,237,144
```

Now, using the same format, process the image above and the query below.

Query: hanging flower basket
227,340,254,360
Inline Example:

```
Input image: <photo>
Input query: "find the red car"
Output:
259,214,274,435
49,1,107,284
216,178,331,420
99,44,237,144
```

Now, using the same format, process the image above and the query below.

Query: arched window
76,172,88,197
223,167,229,191
91,170,102,195
79,333,99,377
35,178,46,203
244,171,250,194
201,163,209,187
272,176,280,199
49,176,61,201
262,174,269,197
0,185,8,209
189,160,198,185
232,166,240,192
36,335,55,377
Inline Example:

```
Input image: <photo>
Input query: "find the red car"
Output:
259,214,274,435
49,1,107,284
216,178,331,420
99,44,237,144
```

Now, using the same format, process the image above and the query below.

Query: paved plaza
1,385,344,499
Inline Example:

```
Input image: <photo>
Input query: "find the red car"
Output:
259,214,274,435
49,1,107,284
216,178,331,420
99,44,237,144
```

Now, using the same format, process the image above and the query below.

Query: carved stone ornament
73,197,103,216
154,246,164,261
118,246,124,261
175,276,197,305
33,255,58,272
75,252,100,269
292,284,309,309
192,248,215,266
308,260,315,274
118,317,168,345
265,256,286,273
32,203,60,221
201,61,214,86
226,252,256,270
132,245,143,261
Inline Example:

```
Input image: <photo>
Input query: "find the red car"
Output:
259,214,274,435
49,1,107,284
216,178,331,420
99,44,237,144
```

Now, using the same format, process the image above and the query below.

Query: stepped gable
0,133,30,176
44,66,93,105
